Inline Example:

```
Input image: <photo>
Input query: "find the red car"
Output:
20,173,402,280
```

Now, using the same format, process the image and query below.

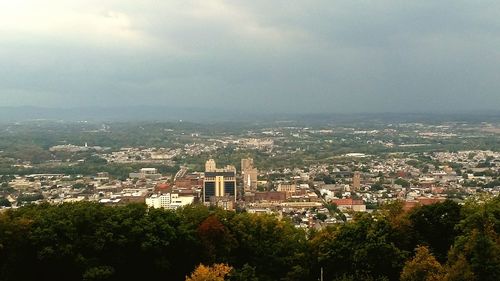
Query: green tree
0,197,11,207
316,213,327,222
227,213,309,281
442,254,476,281
400,246,443,281
229,264,258,281
394,178,410,187
311,213,407,281
73,182,87,189
82,266,115,281
408,200,461,262
371,182,384,191
447,196,500,281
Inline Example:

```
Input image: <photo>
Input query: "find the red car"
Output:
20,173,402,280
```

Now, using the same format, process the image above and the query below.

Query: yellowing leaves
185,263,232,281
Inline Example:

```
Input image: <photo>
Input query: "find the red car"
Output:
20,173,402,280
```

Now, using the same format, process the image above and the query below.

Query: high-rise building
241,158,258,191
205,159,216,172
203,159,237,209
241,158,254,171
353,171,361,190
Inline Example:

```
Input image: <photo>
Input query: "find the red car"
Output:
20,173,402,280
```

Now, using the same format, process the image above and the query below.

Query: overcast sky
1,0,499,113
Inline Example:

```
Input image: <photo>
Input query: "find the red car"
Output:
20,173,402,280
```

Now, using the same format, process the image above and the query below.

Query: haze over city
1,0,500,114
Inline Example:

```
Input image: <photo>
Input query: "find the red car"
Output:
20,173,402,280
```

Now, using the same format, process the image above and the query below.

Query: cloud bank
1,0,499,113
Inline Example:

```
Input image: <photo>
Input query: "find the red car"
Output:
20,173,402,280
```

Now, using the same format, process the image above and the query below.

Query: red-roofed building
251,191,287,202
154,183,171,193
403,197,446,211
331,198,366,212
175,177,203,189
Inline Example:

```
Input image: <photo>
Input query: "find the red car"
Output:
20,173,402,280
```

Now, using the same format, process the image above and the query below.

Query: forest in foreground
0,197,499,281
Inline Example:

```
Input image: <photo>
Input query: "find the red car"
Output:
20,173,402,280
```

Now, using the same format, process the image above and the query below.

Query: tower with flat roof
241,158,258,191
353,171,361,190
203,159,237,210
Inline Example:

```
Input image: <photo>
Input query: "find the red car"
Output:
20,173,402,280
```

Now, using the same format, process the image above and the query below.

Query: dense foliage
0,197,499,281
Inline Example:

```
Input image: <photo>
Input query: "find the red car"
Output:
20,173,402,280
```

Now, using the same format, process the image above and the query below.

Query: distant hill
0,106,499,124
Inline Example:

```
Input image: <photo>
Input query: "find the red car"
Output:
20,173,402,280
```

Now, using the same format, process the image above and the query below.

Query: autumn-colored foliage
400,246,443,281
197,215,236,263
0,197,498,281
185,263,232,281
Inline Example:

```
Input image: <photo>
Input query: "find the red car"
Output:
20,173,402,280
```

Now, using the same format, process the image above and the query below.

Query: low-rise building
145,193,194,209
331,198,366,212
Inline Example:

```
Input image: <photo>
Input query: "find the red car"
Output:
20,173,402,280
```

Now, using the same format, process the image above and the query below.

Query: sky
1,0,499,114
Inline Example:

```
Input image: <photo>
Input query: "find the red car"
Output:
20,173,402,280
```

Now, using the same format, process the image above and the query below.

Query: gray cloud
1,0,499,113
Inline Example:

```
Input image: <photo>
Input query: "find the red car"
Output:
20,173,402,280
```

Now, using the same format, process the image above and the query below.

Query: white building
146,193,194,210
129,168,162,180
277,183,296,193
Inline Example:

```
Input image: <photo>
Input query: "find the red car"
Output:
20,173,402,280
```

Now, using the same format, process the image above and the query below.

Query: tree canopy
0,197,498,281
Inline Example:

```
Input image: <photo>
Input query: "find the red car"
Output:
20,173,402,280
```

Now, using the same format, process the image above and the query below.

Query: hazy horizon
1,105,499,123
1,1,500,113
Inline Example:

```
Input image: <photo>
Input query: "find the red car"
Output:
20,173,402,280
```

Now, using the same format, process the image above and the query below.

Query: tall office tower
205,159,216,172
241,158,258,191
203,159,237,210
353,171,361,190
241,158,254,171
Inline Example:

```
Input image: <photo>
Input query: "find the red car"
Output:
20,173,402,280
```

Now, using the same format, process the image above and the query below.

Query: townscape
2,1,500,280
1,118,499,229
